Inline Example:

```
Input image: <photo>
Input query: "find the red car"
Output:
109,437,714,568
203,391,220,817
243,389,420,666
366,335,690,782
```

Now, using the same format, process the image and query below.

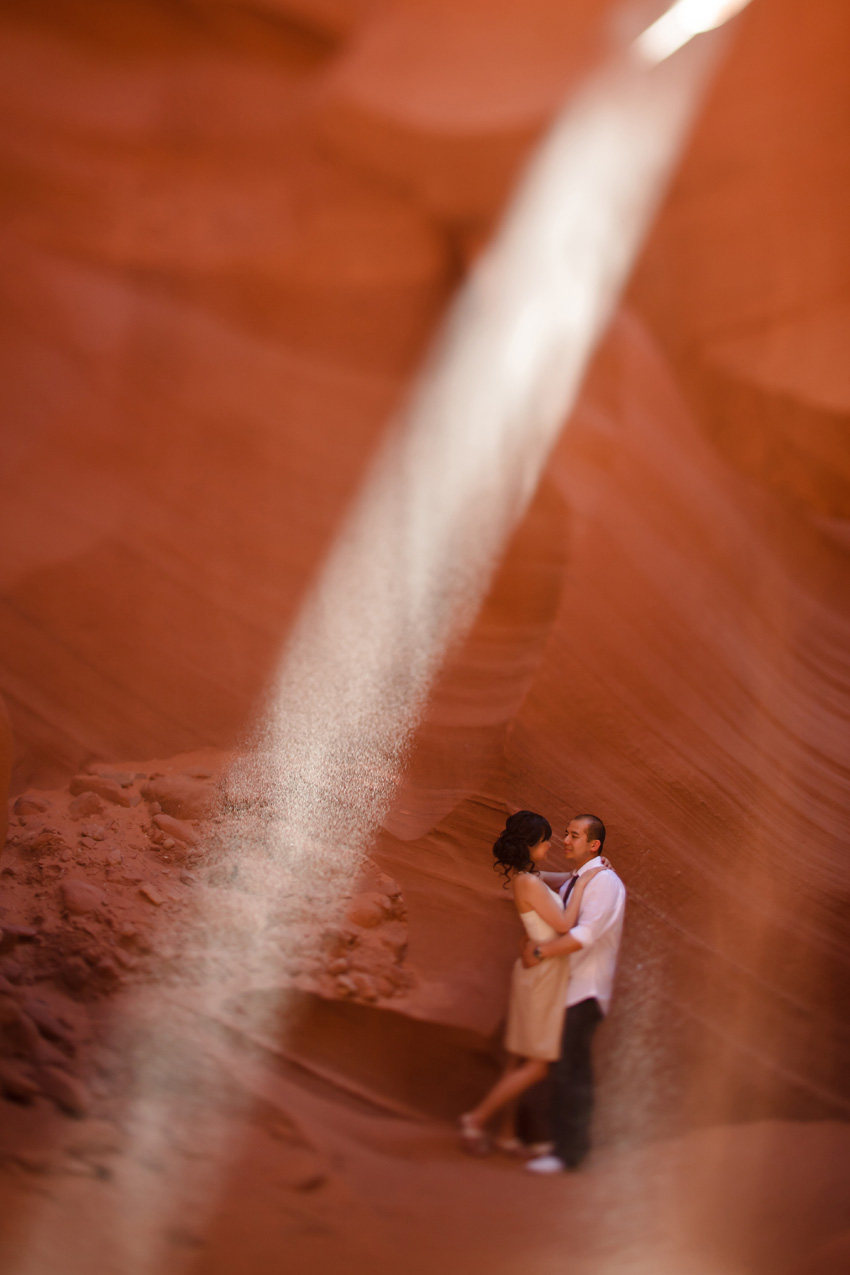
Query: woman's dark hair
493,810,552,885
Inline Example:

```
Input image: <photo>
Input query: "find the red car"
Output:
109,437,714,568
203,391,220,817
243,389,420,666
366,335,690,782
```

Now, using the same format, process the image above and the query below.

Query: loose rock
69,776,138,808
34,1035,71,1068
142,774,216,821
13,795,50,816
345,891,390,929
349,972,378,1001
0,995,41,1057
0,925,38,954
0,1057,40,1101
139,882,166,906
68,792,106,820
152,813,198,846
61,879,106,916
38,1065,91,1117
87,769,139,788
64,1119,124,1159
20,996,75,1050
79,823,106,841
60,958,93,990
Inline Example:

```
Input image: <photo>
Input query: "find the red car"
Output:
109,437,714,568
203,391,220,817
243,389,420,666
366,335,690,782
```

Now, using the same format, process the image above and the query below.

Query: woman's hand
582,865,608,884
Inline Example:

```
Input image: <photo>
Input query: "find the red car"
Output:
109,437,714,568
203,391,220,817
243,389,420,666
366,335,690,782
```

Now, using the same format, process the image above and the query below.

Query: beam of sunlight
231,30,728,886
633,0,754,65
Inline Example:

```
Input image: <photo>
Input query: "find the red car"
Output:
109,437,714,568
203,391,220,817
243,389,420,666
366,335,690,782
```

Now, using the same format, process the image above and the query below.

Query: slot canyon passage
1,0,850,1272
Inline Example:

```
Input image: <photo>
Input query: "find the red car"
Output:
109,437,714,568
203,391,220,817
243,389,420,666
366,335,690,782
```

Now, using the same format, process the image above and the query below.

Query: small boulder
61,879,106,915
60,957,93,990
68,792,106,820
20,996,75,1050
139,882,166,906
142,774,216,821
27,828,66,854
69,776,138,808
152,813,197,846
0,995,41,1057
0,925,38,954
65,1119,124,1159
349,972,379,1001
33,1036,70,1068
0,1058,40,1101
377,873,403,899
13,795,50,816
38,1065,91,1117
79,823,106,841
87,769,139,788
345,891,390,929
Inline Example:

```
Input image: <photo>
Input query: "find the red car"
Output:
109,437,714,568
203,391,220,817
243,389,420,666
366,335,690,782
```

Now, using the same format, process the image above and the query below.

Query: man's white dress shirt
558,856,626,1015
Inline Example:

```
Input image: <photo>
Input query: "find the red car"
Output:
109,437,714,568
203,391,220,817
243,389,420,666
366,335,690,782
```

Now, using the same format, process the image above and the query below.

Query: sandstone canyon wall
1,1,850,1273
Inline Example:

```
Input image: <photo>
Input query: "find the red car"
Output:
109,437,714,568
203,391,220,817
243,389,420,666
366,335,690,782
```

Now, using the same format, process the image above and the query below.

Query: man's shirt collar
574,855,604,877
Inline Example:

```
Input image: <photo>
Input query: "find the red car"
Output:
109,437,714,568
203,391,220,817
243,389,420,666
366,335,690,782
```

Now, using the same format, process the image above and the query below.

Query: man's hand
521,939,542,968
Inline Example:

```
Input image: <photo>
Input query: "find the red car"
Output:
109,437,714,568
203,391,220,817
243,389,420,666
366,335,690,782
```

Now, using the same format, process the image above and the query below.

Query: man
522,813,626,1174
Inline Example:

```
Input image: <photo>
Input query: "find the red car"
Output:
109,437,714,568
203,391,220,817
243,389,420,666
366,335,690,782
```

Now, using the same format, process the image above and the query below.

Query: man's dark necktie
562,874,579,903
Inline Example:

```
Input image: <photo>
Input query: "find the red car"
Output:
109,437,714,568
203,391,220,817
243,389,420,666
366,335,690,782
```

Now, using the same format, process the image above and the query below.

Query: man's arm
523,873,624,965
535,932,583,959
521,932,581,966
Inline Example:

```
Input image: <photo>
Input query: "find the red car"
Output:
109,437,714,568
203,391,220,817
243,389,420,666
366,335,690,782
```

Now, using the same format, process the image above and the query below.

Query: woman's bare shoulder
512,872,549,898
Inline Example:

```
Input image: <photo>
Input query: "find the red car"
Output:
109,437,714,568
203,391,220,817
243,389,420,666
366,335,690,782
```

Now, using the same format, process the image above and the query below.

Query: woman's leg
496,1100,517,1143
495,1059,519,1143
464,1056,548,1129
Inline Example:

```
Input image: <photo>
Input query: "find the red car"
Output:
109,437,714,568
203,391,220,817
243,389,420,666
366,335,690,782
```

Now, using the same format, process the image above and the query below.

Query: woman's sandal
492,1136,526,1158
459,1114,491,1156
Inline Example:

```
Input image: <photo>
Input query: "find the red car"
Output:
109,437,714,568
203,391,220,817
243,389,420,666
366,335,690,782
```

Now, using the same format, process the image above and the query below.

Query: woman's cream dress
504,882,572,1061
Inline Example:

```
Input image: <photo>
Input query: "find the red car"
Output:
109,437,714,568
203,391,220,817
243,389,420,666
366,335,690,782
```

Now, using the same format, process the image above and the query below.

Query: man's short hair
573,813,606,851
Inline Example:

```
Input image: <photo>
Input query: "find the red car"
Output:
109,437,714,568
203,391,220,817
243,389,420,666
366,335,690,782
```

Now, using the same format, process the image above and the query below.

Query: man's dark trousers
551,997,603,1168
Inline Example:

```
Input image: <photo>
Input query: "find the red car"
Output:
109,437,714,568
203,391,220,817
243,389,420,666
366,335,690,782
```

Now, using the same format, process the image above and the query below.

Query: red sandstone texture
2,0,850,1272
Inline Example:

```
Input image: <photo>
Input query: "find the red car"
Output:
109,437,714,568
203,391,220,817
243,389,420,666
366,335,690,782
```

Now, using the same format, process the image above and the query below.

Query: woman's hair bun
492,810,552,884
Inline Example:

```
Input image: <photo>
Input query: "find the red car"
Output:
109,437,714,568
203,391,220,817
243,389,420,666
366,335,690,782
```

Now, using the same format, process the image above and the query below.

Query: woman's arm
512,874,572,933
538,870,571,890
562,866,607,929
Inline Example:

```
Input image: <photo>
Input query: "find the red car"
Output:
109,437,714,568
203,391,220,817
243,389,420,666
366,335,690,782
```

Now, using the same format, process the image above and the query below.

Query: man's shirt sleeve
569,874,625,949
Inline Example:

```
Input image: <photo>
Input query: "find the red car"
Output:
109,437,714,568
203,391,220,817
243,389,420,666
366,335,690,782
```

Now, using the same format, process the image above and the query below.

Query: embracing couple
460,810,626,1174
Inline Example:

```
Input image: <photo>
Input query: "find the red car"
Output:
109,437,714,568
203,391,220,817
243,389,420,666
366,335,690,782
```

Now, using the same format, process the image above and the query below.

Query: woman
459,810,605,1155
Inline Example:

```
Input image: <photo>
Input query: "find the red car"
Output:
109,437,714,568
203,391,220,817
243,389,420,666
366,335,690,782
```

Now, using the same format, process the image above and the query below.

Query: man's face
563,818,599,868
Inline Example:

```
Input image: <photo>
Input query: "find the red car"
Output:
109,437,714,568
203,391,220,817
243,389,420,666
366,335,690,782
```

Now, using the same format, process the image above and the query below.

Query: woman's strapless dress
504,885,571,1061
